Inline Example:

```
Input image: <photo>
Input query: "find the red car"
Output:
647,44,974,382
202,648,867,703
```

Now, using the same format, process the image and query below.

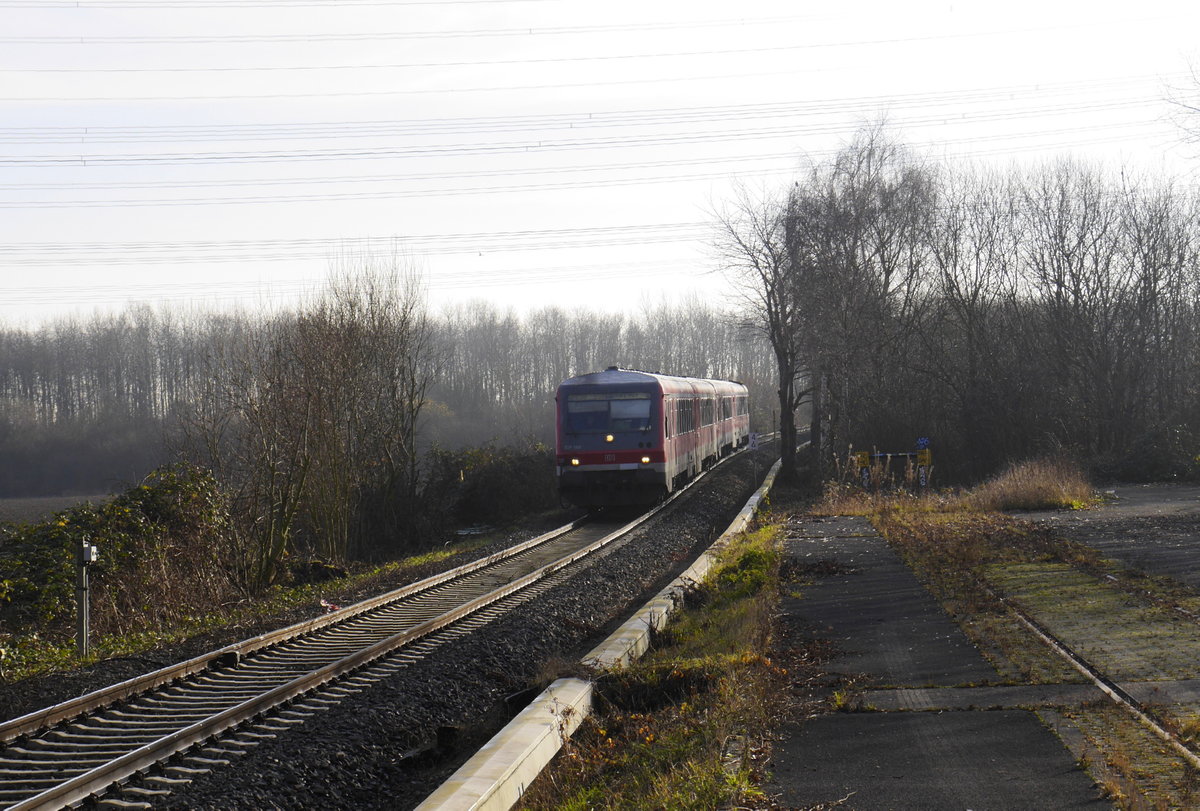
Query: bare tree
715,182,807,480
178,316,314,591
795,128,937,459
918,165,1024,475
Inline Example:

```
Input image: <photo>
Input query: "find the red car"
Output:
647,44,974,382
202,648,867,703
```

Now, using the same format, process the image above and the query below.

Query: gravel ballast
103,448,776,810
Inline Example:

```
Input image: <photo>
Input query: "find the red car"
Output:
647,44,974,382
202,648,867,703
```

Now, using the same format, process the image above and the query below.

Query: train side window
677,399,694,433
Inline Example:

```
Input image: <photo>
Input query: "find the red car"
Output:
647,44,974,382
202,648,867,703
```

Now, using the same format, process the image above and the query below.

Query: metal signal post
76,537,100,657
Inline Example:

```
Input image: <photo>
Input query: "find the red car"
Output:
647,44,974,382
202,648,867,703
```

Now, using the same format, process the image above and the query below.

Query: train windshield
565,393,653,433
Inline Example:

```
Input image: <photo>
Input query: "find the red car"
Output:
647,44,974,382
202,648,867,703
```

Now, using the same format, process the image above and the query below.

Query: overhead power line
0,152,799,191
0,122,829,166
0,99,839,144
4,67,1178,105
0,92,1157,146
0,14,817,45
0,0,554,7
3,42,859,74
0,222,715,266
0,88,1164,168
0,164,798,208
1,15,1160,59
0,258,702,307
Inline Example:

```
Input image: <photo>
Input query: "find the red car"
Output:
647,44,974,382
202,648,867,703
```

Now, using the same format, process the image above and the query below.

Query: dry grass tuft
962,456,1096,512
814,454,1096,518
811,481,954,517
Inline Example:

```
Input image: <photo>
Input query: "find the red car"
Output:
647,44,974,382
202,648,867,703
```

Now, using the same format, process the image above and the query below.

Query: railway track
949,520,1200,799
0,452,746,810
994,586,1200,771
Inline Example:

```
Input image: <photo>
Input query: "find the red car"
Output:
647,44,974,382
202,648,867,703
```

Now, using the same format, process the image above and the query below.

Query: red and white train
555,367,750,508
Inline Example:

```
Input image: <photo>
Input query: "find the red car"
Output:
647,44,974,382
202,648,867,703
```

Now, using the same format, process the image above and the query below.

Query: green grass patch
517,524,785,810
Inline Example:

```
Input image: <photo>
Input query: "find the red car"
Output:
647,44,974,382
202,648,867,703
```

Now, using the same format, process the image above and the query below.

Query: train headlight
570,458,580,466
605,434,614,443
641,456,651,464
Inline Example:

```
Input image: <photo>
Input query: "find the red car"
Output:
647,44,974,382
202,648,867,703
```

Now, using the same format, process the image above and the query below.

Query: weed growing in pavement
830,687,851,712
516,524,786,810
1178,716,1200,745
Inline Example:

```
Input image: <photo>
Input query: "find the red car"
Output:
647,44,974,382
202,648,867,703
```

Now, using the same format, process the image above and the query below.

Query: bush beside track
0,445,570,687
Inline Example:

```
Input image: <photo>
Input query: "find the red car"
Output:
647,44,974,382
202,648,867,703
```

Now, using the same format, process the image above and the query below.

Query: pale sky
1,0,1197,326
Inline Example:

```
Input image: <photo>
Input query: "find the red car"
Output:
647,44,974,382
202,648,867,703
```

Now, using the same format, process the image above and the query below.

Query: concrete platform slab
1122,678,1200,706
767,515,1107,808
769,711,1106,809
783,518,997,686
1029,484,1200,589
862,683,1103,711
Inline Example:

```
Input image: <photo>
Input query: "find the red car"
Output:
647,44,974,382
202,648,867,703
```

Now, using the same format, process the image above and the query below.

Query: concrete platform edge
415,456,783,810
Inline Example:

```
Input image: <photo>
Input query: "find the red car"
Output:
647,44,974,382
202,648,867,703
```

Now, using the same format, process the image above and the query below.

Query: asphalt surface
765,516,1106,810
1032,483,1200,588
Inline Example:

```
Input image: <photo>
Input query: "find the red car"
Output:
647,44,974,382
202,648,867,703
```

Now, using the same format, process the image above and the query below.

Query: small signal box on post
854,451,871,488
916,437,932,489
77,537,100,657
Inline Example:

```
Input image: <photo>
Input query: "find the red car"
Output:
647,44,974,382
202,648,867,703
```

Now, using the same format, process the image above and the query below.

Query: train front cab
556,379,668,508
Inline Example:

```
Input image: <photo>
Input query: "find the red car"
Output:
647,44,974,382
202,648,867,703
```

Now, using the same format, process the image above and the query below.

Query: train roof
556,367,746,395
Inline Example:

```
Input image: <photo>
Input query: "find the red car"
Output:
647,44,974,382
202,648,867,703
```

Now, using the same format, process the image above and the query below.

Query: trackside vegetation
0,463,521,684
516,458,1108,807
516,523,786,810
0,465,226,679
719,126,1200,485
816,454,1099,516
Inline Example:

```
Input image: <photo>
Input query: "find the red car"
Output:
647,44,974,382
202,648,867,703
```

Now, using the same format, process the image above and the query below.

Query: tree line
0,282,772,587
719,126,1200,483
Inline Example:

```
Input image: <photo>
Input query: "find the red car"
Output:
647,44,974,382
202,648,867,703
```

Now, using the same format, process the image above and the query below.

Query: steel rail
11,516,656,810
4,448,747,809
984,581,1200,771
0,517,589,746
